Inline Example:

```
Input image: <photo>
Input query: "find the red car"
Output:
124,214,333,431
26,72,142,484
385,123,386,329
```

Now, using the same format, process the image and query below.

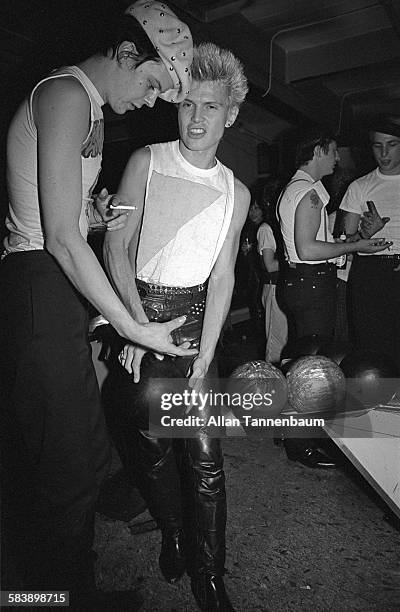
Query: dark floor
94,320,400,611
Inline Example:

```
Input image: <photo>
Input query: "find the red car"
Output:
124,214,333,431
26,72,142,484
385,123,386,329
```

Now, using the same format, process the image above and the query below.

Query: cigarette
110,204,137,210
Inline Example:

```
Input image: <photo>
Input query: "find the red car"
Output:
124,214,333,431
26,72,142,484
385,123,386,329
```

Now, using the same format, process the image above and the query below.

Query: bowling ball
116,353,187,429
282,334,331,360
318,340,353,366
227,360,288,417
340,350,399,409
286,355,346,414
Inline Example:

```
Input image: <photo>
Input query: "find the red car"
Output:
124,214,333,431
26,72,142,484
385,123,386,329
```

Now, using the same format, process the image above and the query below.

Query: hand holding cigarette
94,189,136,232
110,203,137,210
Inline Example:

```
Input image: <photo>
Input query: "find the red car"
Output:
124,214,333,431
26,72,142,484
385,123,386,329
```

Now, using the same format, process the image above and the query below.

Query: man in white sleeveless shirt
0,1,195,605
277,128,391,469
103,42,250,611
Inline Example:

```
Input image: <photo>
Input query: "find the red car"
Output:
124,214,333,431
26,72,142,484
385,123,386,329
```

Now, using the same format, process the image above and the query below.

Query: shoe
191,574,235,611
159,529,186,584
288,447,338,469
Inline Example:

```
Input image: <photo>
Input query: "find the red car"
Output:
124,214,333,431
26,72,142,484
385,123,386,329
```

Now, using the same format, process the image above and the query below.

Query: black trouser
105,280,226,577
281,262,337,345
348,255,400,368
0,251,110,593
280,263,337,454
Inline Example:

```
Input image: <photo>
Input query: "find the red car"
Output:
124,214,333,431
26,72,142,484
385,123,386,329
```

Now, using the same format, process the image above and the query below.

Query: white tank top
278,169,335,264
4,66,104,255
137,140,235,286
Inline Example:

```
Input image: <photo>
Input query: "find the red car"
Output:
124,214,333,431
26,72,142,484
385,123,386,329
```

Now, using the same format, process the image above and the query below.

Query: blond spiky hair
191,42,248,108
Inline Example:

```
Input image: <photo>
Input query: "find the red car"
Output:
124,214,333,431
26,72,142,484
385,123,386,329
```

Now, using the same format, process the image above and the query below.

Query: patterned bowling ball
286,355,346,414
340,350,399,409
228,360,288,417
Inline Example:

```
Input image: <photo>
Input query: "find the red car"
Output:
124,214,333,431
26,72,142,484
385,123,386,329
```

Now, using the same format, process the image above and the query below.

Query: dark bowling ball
228,360,288,418
286,355,346,414
340,350,400,409
282,334,332,361
118,353,187,429
318,340,354,366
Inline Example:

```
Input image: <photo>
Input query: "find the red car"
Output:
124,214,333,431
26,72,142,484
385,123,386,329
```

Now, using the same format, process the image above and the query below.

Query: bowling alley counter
323,404,400,519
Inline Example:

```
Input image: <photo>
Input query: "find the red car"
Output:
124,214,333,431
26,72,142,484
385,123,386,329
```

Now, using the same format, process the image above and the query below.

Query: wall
217,125,260,189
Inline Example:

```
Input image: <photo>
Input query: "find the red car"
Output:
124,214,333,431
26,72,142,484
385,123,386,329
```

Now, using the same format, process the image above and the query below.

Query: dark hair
367,114,400,139
98,13,159,66
295,128,336,168
252,179,286,264
252,180,282,225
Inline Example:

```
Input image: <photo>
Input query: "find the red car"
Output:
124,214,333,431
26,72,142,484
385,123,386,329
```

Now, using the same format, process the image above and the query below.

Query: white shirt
257,223,276,254
4,66,104,256
278,169,335,264
137,140,235,286
340,168,400,255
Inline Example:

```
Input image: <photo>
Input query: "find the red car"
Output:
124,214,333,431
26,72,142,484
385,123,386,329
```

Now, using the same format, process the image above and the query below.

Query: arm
258,224,279,273
103,148,151,325
294,190,391,260
103,148,162,381
188,179,251,389
342,210,364,242
339,181,376,241
35,78,194,356
261,248,279,274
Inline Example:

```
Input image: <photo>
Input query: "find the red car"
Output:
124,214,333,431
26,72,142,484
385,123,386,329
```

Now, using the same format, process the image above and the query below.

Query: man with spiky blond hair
104,42,250,611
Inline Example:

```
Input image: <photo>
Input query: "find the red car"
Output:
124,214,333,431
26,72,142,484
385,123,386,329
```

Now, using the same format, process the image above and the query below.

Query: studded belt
136,278,207,297
373,254,400,260
135,279,207,349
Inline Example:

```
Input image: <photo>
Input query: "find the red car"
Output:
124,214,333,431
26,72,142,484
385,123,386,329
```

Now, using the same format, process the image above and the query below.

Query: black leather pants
106,280,226,577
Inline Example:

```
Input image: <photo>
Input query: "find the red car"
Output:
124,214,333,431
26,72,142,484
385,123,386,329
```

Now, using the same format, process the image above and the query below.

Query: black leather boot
191,574,235,611
159,528,186,584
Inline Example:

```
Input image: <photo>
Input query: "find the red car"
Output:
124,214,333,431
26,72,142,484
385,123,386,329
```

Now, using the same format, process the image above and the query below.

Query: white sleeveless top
4,66,104,255
137,140,235,286
278,169,335,264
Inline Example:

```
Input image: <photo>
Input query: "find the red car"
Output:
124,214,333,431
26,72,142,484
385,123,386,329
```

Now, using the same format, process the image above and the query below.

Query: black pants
280,263,337,455
105,280,226,577
348,255,400,368
282,262,337,345
0,251,110,593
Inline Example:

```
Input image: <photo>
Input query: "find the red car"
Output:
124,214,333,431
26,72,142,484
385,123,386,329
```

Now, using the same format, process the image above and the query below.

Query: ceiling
171,0,400,141
1,0,400,144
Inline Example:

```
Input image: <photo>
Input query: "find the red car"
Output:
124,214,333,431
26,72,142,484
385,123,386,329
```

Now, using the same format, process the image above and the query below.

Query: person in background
234,198,266,354
256,180,288,363
277,127,392,468
0,1,194,605
340,115,400,368
103,42,250,611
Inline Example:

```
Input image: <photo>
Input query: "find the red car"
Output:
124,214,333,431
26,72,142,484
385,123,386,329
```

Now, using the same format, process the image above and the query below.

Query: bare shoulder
118,147,151,207
299,188,322,210
33,77,90,132
125,146,151,173
231,177,250,231
233,177,251,208
35,76,89,108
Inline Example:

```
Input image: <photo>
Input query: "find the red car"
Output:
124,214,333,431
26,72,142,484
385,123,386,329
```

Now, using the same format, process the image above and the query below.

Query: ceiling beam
172,0,249,22
379,0,400,40
270,5,399,83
